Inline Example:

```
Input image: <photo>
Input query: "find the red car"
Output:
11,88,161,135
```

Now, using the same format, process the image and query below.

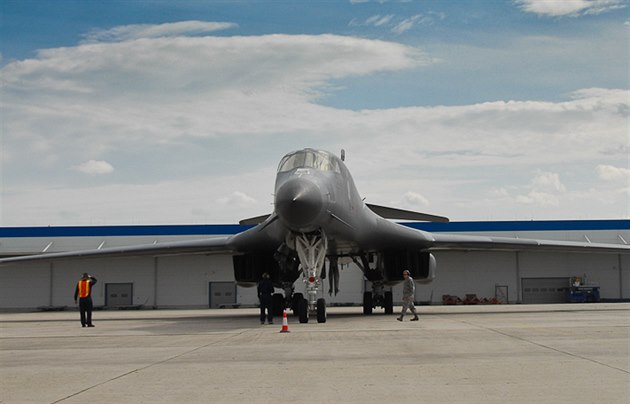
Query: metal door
106,283,133,307
522,278,567,304
209,282,237,308
495,285,508,304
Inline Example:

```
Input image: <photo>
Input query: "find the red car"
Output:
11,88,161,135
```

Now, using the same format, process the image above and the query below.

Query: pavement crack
450,317,630,375
50,329,250,403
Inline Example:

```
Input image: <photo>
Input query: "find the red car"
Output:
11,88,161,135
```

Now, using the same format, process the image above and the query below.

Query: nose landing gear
294,230,328,323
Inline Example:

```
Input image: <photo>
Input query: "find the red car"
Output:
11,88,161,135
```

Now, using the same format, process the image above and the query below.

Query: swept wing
0,236,234,264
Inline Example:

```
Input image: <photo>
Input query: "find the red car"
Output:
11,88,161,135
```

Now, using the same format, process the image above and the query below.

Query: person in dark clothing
257,273,274,324
74,273,97,327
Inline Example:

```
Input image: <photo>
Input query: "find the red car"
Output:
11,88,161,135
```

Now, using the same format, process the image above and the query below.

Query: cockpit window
278,150,340,173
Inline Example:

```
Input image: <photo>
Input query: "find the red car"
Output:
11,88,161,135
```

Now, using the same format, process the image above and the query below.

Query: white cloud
516,0,626,17
404,191,430,207
514,172,566,207
597,165,630,181
531,172,566,193
392,15,424,34
365,15,395,27
1,26,628,224
73,160,114,175
216,191,257,207
1,33,430,163
82,21,237,43
350,13,444,34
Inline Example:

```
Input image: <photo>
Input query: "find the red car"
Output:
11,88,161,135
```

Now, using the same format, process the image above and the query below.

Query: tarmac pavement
1,303,629,403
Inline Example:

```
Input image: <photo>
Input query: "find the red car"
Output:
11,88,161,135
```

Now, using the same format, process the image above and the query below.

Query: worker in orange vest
74,273,97,327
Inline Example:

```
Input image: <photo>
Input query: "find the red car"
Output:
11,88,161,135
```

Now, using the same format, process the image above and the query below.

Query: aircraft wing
0,236,235,265
427,233,630,254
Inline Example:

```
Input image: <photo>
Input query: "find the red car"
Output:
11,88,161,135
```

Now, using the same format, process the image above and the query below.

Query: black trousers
79,297,93,326
259,295,273,323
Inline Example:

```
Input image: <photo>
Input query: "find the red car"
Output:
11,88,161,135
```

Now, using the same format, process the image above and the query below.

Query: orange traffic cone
280,310,290,333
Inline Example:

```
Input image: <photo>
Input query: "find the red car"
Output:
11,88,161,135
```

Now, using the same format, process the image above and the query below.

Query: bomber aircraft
1,148,629,322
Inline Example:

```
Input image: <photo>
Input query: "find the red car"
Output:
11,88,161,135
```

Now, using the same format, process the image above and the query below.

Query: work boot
410,316,419,321
396,316,403,322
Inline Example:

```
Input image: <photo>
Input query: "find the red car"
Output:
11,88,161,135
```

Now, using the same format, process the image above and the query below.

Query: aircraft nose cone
275,179,323,230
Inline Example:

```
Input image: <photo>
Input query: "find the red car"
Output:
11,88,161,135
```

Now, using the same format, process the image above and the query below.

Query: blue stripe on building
0,220,628,238
403,219,630,233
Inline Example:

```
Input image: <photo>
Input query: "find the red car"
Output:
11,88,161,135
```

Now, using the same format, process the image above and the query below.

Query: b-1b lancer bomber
1,148,628,323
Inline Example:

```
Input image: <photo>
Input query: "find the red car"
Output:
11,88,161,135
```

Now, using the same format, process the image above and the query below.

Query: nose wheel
296,297,327,323
316,298,326,323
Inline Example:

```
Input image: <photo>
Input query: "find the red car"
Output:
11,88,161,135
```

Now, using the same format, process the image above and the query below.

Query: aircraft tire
384,291,393,314
316,298,326,323
298,298,309,323
292,293,303,314
363,292,373,315
272,293,285,317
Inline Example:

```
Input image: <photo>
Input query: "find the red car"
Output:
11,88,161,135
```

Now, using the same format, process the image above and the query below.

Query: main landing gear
362,283,393,315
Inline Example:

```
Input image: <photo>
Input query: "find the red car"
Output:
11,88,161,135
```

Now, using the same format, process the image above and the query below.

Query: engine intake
233,251,300,287
233,253,279,287
381,250,436,283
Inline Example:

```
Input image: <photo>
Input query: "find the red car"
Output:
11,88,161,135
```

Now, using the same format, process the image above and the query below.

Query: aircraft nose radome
275,179,323,230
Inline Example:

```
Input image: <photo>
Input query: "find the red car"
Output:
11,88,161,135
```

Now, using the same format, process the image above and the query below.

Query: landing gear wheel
291,293,303,315
298,298,309,323
316,298,326,323
272,293,285,317
384,291,393,315
363,292,373,315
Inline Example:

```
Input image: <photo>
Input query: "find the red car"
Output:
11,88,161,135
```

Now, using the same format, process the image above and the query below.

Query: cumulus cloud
597,165,630,181
82,21,237,43
515,0,626,17
531,172,566,193
514,172,565,206
73,160,114,175
1,33,430,163
1,24,628,224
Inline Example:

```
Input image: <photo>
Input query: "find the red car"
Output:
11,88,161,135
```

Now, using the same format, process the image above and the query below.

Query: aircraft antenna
340,149,345,161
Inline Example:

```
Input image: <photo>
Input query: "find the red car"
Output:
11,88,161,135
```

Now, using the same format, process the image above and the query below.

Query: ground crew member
397,270,419,321
257,273,274,324
74,273,97,327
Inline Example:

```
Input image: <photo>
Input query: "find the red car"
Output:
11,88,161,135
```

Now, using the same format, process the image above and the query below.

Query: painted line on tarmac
450,317,630,375
49,328,252,404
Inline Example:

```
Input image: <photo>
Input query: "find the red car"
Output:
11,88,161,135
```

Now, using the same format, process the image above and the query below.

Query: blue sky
3,0,627,107
0,0,628,225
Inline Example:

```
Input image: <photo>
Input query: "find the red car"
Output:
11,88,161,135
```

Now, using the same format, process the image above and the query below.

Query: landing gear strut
294,231,328,323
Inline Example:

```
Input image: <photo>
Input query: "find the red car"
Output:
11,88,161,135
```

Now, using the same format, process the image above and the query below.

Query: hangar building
0,220,628,310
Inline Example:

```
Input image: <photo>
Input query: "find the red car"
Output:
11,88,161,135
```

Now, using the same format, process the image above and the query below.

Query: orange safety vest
78,279,91,298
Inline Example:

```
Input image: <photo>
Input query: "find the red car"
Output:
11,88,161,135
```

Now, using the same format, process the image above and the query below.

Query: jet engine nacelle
381,250,436,284
232,252,300,287
232,253,279,287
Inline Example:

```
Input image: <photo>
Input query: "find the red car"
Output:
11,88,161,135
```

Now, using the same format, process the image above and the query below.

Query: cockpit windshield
277,149,340,173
